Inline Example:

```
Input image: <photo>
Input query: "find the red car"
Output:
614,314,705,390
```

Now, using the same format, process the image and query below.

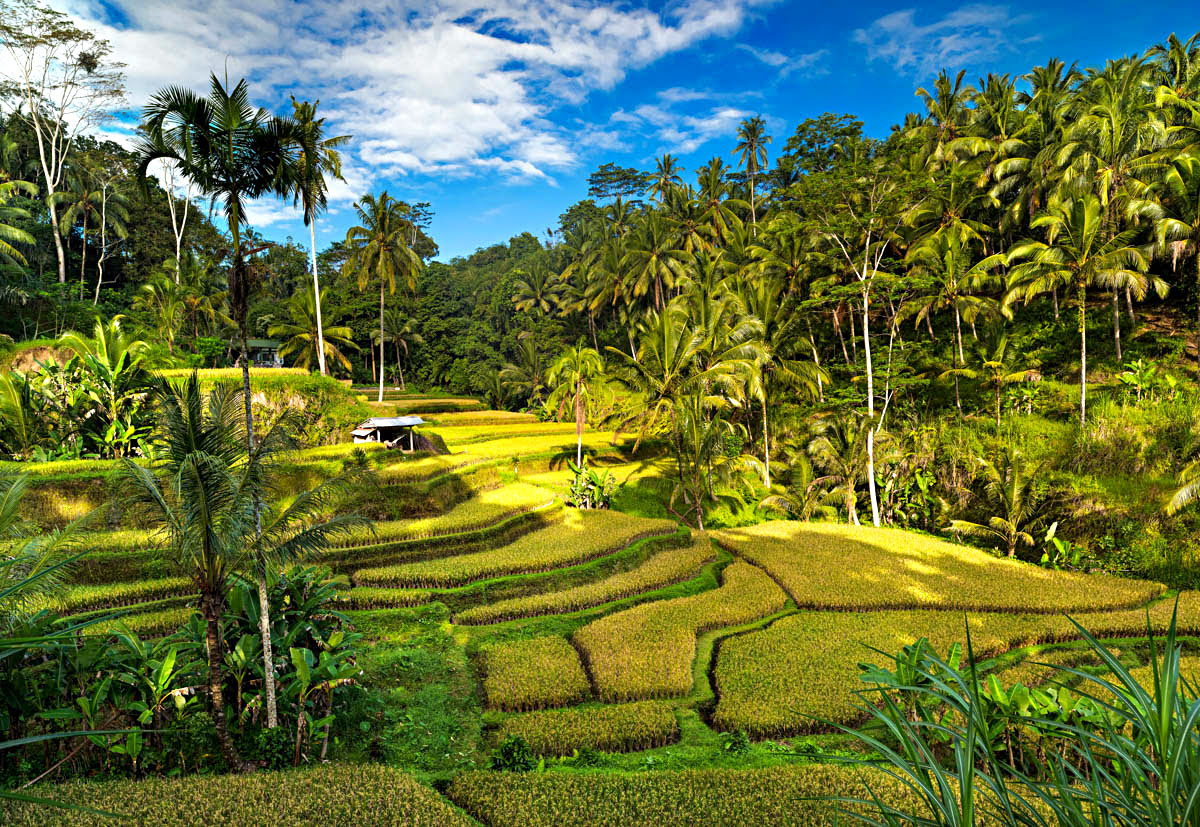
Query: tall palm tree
381,308,423,390
737,273,826,488
500,337,548,407
137,72,300,449
733,116,771,230
622,213,691,310
648,154,683,203
133,275,185,355
269,288,358,373
49,169,101,300
1151,154,1200,365
911,69,977,167
289,97,349,377
904,229,1005,412
341,192,422,403
117,375,360,771
546,342,605,465
940,334,1040,427
1005,193,1162,424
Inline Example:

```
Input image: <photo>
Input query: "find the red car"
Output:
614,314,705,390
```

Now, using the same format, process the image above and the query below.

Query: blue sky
60,1,1194,260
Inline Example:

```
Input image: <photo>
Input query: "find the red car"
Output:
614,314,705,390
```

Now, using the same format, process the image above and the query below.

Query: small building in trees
242,339,283,368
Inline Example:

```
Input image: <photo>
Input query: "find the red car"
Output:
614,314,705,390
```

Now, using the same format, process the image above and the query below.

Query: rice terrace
1,1,1199,824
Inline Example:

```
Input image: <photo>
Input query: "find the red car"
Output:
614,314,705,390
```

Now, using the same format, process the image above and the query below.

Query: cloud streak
853,4,1033,78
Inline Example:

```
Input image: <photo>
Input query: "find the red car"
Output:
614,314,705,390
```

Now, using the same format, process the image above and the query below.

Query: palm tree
137,72,300,449
648,154,683,203
511,262,565,316
269,289,358,373
289,97,349,377
904,229,1005,412
500,338,548,407
49,169,101,300
738,274,826,488
668,392,755,531
911,69,977,167
1152,154,1200,366
622,213,691,310
0,177,36,267
117,375,361,769
341,192,422,403
941,334,1039,427
133,275,185,355
949,447,1051,558
1005,194,1162,424
733,116,771,230
808,411,874,526
381,308,423,390
546,342,605,465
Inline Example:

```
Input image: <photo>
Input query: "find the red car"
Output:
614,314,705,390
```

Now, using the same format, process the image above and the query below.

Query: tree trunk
256,574,278,729
1052,287,1060,320
861,286,881,528
310,222,327,376
78,224,88,302
1079,282,1087,426
832,306,851,365
48,200,66,283
203,593,247,771
762,393,770,489
954,307,965,415
806,319,825,402
1124,286,1135,325
575,386,584,466
378,281,386,404
1112,289,1122,363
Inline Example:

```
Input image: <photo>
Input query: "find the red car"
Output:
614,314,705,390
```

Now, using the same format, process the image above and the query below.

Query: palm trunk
203,592,247,771
78,224,88,302
806,319,824,402
954,307,965,415
1052,287,1060,320
378,281,386,404
1112,289,1122,363
762,394,770,489
575,386,584,466
1079,282,1088,426
310,222,327,376
1124,286,1135,325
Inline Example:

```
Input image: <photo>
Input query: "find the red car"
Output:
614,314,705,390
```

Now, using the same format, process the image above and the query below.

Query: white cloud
614,101,753,157
53,0,766,195
737,45,828,79
853,5,1033,77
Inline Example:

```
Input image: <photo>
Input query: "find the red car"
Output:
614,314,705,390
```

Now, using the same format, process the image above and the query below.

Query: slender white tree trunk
862,282,881,528
310,222,327,376
378,281,386,404
762,394,770,489
1079,283,1087,426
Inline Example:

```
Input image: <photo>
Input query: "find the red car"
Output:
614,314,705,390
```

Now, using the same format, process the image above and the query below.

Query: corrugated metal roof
356,416,425,429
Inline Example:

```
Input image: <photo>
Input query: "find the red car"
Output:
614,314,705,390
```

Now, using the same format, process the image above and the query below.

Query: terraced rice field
43,416,1200,799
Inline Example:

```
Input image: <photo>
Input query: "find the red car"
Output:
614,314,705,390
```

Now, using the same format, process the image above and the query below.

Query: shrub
497,701,679,756
0,763,471,826
573,560,788,701
713,521,1163,613
455,537,713,624
490,734,537,771
481,636,591,711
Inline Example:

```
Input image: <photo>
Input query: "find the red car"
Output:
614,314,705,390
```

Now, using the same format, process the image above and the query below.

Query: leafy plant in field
566,456,618,510
949,446,1054,558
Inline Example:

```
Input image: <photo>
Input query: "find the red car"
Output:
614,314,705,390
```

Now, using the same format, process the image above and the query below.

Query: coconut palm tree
381,308,423,390
137,72,300,446
807,410,874,526
341,192,422,403
511,262,565,317
117,375,361,769
941,334,1040,427
1005,193,1162,424
269,289,358,373
0,178,36,267
133,275,185,355
622,213,691,310
289,97,349,377
1151,154,1200,365
49,169,102,300
500,338,549,407
949,446,1051,558
733,116,771,229
546,342,605,465
648,154,683,203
